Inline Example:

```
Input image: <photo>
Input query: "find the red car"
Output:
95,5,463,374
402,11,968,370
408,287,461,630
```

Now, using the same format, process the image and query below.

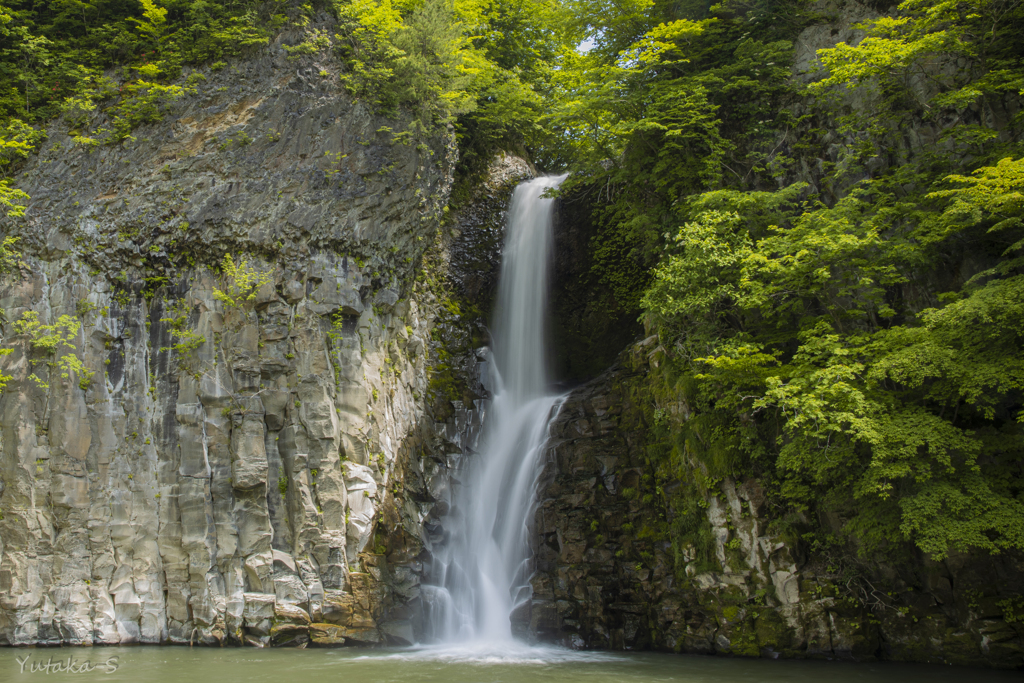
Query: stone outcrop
0,34,457,646
0,44,535,644
522,343,1024,668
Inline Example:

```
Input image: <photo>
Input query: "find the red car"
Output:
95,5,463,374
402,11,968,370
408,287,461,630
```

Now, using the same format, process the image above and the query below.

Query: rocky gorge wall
1,1,1021,669
520,0,1024,668
522,345,1024,668
0,32,468,647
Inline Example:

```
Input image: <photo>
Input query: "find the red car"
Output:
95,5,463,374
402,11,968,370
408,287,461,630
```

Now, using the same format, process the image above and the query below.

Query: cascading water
426,174,569,646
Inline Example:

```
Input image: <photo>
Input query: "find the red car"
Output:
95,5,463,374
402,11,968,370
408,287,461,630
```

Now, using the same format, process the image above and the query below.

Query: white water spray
426,174,568,645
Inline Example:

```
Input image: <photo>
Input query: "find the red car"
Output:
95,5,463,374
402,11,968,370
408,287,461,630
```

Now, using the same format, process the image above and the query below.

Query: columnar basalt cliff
0,37,460,647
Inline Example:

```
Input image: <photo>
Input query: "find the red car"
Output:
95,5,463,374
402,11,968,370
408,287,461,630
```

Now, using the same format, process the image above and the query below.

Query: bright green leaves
159,298,206,374
0,235,21,391
811,0,1024,158
645,183,901,333
621,18,705,67
13,311,94,390
334,0,537,129
684,296,1014,560
283,27,334,58
130,0,169,41
929,157,1024,235
547,0,1022,564
0,181,29,217
643,210,750,326
556,0,662,58
636,81,726,192
0,346,10,392
743,192,904,327
901,476,1024,558
812,16,952,92
872,275,1024,421
644,155,1024,558
544,16,714,170
0,0,270,126
213,254,272,309
0,118,45,215
0,235,21,274
105,79,189,143
542,0,806,333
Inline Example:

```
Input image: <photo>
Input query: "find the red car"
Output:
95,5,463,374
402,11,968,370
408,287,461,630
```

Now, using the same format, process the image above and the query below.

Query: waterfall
426,174,568,644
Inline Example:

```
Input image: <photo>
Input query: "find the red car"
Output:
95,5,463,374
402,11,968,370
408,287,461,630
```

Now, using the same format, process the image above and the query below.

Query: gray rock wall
0,36,457,647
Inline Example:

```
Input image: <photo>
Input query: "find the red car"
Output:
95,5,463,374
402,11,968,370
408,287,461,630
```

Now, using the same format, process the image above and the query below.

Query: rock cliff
523,343,1024,668
0,37,459,647
523,1,1024,669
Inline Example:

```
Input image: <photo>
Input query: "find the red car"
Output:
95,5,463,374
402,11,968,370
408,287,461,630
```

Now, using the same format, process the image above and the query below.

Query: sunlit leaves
642,210,750,324
644,157,1024,557
213,254,272,309
811,18,952,92
929,157,1024,233
13,311,93,389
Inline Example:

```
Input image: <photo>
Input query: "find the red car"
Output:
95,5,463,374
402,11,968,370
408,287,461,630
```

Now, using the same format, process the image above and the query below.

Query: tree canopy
0,0,1022,564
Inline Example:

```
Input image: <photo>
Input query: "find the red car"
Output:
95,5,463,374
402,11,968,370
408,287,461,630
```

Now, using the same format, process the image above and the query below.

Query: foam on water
351,642,623,666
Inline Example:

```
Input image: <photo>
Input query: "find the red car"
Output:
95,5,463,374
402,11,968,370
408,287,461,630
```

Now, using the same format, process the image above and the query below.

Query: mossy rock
754,609,794,650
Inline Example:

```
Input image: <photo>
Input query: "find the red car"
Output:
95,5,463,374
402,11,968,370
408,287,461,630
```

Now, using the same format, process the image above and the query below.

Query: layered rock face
0,38,456,647
524,348,1024,668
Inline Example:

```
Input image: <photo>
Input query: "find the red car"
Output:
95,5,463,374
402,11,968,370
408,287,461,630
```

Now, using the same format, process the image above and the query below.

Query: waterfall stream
426,174,569,645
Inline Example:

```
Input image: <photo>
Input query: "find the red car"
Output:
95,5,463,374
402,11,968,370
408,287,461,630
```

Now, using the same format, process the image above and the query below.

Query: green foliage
332,0,480,126
0,344,11,392
0,119,43,215
928,157,1024,246
159,298,205,372
103,79,190,143
812,0,1024,113
542,0,1024,563
534,0,809,337
0,0,272,127
0,0,284,216
284,27,333,58
0,234,22,274
0,235,22,391
12,311,93,390
642,153,1024,559
213,254,272,309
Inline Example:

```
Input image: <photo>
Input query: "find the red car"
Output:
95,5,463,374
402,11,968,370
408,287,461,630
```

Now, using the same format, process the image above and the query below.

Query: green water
0,644,1018,683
